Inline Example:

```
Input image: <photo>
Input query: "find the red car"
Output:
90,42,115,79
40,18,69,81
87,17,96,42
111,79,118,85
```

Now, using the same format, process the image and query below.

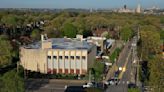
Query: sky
0,0,164,9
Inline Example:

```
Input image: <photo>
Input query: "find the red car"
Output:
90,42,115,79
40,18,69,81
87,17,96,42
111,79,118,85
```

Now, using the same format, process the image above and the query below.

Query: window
47,56,51,59
65,56,68,59
76,56,80,60
59,56,62,59
53,56,57,59
71,56,74,59
82,56,86,60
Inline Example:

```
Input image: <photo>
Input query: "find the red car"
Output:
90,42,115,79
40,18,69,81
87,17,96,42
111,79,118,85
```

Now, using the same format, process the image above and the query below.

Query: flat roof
23,38,94,50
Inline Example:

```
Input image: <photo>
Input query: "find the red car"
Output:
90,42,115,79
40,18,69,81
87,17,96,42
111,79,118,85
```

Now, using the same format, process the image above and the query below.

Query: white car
83,82,93,88
104,79,115,85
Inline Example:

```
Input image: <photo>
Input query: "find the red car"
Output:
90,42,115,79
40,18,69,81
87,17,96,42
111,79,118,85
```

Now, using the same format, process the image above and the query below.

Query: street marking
118,81,121,84
118,50,131,79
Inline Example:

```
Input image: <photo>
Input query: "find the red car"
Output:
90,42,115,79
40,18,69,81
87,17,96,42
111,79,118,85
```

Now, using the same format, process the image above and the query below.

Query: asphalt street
25,79,86,92
106,38,136,92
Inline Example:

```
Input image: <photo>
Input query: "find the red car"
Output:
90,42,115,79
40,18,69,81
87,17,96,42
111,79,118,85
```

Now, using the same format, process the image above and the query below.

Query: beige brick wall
20,47,47,73
20,46,96,75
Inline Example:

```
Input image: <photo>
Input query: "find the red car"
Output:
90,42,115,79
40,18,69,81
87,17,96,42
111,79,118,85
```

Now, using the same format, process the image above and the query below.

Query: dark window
82,56,86,60
47,56,51,59
76,56,80,60
53,56,57,59
59,56,62,59
71,56,74,59
65,56,69,59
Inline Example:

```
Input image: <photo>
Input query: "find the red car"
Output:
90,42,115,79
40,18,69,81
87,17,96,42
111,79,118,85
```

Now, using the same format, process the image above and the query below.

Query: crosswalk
117,81,130,85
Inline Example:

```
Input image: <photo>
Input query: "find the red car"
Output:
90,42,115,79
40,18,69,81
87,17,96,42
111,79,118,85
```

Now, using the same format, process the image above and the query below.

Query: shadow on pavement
65,86,85,92
25,79,49,91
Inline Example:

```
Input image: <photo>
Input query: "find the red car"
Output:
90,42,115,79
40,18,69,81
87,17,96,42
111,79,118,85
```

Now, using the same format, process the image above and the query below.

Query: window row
47,56,86,60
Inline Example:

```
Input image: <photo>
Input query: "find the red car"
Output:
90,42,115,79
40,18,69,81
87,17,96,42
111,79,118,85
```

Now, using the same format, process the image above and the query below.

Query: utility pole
136,25,140,86
89,69,92,83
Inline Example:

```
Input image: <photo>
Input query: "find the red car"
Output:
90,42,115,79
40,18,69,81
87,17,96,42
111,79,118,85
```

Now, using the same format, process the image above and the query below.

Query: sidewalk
27,78,87,84
49,79,87,83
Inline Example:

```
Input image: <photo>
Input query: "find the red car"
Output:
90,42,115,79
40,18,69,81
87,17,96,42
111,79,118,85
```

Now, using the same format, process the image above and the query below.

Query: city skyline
0,0,164,9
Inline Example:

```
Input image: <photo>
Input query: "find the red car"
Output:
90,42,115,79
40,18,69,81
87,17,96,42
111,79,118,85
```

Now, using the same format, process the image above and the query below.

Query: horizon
0,0,164,9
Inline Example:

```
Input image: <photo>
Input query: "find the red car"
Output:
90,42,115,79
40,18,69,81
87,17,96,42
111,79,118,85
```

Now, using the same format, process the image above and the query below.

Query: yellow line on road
118,49,131,79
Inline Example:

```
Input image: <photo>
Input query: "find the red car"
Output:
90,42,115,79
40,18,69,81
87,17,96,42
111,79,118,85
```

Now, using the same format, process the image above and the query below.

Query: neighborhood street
106,37,136,92
25,79,86,92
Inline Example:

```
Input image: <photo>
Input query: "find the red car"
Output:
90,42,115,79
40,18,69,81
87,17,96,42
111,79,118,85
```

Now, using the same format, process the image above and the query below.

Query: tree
160,30,164,40
62,23,77,38
93,60,104,81
82,29,93,38
1,15,17,26
0,35,13,68
43,27,62,38
148,55,164,92
30,29,40,41
1,69,24,92
139,26,161,60
120,25,133,41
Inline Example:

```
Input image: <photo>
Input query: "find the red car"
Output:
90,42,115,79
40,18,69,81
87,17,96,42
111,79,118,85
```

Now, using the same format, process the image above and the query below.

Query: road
25,79,86,92
106,37,136,92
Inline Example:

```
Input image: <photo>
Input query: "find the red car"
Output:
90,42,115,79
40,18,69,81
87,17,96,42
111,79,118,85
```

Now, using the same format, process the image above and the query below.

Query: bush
110,48,121,64
128,88,140,92
85,87,103,92
93,60,104,81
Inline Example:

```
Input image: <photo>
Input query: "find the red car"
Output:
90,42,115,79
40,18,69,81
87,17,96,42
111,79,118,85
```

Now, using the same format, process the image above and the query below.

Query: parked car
83,82,93,88
128,83,136,88
105,77,120,85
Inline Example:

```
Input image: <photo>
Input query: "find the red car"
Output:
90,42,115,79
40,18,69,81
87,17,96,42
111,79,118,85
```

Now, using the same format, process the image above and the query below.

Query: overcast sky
0,0,163,9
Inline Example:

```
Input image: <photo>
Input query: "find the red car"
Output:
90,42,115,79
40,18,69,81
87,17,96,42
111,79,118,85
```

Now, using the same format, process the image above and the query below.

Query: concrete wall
20,47,96,75
87,46,97,70
20,47,47,73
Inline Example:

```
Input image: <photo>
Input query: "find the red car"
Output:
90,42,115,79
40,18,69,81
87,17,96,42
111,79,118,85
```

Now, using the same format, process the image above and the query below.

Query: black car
65,86,85,92
128,83,136,88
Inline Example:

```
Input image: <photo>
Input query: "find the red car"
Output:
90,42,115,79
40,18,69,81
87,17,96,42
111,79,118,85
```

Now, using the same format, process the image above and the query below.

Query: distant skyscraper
136,4,141,13
124,5,127,10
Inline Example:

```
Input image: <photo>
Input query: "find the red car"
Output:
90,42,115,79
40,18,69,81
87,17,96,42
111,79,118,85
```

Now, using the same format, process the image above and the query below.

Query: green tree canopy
120,25,133,41
160,30,164,40
30,29,40,41
62,23,77,38
140,26,161,60
148,55,164,92
1,15,17,26
0,69,24,92
0,35,13,68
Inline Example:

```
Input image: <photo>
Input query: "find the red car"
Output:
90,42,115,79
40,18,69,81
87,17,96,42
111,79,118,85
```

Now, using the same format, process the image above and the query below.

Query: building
117,4,142,14
136,4,141,13
118,5,134,13
86,37,106,52
84,36,115,58
20,34,96,75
